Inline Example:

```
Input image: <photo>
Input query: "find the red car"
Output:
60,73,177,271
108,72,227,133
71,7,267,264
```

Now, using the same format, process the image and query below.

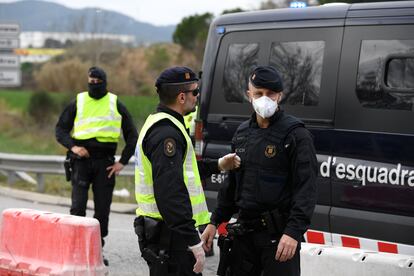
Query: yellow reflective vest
184,106,198,136
72,92,121,143
135,112,210,227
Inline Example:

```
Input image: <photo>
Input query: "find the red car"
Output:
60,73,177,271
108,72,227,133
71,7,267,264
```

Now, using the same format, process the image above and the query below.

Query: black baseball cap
155,66,198,88
249,66,283,92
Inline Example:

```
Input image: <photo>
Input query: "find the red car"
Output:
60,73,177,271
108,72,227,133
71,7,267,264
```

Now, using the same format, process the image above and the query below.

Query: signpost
0,38,19,49
0,70,21,87
0,23,20,87
0,54,19,68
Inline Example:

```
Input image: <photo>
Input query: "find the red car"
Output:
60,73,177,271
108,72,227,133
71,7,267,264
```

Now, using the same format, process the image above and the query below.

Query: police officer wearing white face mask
202,66,318,276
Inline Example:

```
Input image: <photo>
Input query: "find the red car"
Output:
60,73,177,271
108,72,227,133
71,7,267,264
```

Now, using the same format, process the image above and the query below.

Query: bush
34,58,91,93
28,91,58,126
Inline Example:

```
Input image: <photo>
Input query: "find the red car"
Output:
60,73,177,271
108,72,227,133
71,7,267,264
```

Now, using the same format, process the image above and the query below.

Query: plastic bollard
0,208,108,276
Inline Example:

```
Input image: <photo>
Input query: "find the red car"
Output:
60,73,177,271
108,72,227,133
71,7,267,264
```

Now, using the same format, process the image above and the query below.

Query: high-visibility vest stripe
72,92,121,143
135,112,210,227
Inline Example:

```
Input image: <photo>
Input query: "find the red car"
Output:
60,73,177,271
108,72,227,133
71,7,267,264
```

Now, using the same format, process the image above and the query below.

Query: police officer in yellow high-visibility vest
56,67,138,266
134,67,240,276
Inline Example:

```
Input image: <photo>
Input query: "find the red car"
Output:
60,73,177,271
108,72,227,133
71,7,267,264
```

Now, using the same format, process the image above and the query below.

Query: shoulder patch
164,138,176,157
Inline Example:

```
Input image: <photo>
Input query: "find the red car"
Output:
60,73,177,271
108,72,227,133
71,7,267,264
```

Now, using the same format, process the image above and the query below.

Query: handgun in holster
64,151,82,182
64,156,72,181
134,216,171,275
217,234,233,276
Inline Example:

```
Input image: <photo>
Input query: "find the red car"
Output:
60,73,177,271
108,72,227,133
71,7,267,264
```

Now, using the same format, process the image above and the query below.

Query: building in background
20,31,135,48
15,31,135,63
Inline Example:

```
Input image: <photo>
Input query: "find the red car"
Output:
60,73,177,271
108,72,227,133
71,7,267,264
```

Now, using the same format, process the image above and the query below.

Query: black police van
195,1,414,252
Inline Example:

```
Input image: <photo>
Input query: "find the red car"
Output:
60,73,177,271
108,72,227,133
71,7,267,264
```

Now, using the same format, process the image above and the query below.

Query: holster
217,235,233,276
64,157,71,181
226,222,253,236
134,216,171,275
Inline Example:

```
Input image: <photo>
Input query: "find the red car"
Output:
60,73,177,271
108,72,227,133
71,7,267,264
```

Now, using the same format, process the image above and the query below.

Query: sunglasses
184,88,200,97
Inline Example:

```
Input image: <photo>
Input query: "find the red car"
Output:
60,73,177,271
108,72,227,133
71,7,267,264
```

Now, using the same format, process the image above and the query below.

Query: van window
269,41,325,106
223,43,259,103
356,40,414,111
385,57,414,89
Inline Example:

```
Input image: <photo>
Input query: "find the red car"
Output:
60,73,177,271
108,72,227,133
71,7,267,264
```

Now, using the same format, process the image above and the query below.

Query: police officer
201,66,318,276
134,66,240,276
55,66,138,265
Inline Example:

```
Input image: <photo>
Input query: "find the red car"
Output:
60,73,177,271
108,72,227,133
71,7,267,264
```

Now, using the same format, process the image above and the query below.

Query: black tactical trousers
70,157,115,238
147,248,200,276
229,230,300,276
136,219,201,276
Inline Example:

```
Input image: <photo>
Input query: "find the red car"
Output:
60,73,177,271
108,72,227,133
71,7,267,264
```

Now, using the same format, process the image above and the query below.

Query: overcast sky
2,0,263,26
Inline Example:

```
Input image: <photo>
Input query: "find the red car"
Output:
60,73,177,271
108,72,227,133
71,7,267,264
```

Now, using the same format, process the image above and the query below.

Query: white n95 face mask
252,96,278,118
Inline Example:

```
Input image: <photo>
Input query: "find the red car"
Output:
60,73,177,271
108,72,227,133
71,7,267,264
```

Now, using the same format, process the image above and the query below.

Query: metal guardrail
0,152,135,192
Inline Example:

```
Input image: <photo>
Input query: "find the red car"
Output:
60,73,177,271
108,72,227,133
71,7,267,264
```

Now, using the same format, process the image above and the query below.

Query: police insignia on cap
164,138,176,157
185,72,190,80
265,145,276,158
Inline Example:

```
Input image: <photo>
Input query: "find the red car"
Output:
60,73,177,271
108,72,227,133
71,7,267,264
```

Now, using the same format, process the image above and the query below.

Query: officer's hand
189,242,205,274
218,153,241,171
201,224,217,251
275,234,298,262
71,146,90,158
106,162,124,178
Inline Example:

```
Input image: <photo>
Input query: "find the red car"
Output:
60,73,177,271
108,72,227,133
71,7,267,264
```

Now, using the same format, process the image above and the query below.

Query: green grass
0,131,63,155
118,94,158,129
0,89,33,110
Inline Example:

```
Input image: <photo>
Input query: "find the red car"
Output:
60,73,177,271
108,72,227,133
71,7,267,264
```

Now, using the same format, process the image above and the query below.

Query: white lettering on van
346,164,356,180
408,171,414,187
336,163,346,179
319,156,414,188
320,156,331,178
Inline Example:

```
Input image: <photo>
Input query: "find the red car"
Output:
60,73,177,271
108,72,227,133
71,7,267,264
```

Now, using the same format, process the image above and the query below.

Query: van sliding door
204,26,343,232
334,24,414,246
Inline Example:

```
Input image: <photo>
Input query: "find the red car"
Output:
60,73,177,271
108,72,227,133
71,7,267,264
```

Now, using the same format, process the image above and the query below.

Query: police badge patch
164,138,176,157
265,145,276,158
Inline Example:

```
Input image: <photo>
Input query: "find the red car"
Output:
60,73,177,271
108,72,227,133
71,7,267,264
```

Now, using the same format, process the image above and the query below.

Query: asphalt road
0,194,220,276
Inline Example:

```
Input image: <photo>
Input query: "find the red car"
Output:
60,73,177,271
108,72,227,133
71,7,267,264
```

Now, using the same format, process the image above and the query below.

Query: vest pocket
256,172,287,205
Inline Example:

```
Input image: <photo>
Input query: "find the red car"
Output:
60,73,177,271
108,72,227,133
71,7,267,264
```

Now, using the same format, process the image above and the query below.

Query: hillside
0,0,175,43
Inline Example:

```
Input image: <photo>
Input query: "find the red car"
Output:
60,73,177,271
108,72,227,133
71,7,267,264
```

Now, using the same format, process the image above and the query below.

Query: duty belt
232,209,288,236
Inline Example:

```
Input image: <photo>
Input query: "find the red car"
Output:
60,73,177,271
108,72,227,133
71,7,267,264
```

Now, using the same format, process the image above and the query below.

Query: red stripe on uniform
378,242,398,254
341,236,360,249
306,231,325,244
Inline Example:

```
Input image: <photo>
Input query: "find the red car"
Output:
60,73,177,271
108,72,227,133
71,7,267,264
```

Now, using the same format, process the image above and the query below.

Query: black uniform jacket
210,110,318,241
55,97,138,165
142,104,219,247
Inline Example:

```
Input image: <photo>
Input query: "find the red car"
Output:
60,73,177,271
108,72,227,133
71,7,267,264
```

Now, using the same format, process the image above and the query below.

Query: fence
0,152,134,192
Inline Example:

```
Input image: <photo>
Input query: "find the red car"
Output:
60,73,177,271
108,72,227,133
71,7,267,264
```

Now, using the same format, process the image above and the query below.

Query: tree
173,13,213,62
259,0,290,9
222,8,245,15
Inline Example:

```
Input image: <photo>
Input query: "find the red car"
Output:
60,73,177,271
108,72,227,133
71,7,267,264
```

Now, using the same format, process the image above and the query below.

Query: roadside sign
0,38,19,49
0,23,21,87
0,23,20,37
0,70,21,87
0,54,19,68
